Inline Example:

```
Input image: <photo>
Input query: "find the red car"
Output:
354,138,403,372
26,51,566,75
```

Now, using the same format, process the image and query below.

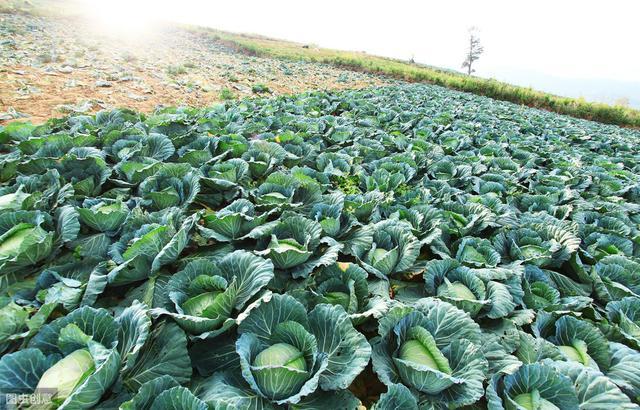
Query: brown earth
0,12,394,125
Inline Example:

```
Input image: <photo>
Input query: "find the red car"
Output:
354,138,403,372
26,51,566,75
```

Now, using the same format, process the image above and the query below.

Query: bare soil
0,13,393,124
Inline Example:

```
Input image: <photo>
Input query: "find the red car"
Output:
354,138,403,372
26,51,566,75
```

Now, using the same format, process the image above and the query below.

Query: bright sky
84,0,640,105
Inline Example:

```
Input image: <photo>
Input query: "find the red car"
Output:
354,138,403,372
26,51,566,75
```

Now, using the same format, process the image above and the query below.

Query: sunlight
78,0,167,37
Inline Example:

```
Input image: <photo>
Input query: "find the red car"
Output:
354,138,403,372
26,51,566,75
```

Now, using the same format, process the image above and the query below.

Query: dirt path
0,13,394,124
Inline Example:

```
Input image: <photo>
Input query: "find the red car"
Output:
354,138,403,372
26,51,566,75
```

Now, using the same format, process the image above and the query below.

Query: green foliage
334,175,360,195
252,83,271,94
166,64,188,76
0,84,640,408
219,87,237,100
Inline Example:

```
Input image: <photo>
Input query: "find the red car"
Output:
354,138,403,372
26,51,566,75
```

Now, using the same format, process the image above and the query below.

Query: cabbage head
201,293,370,406
371,298,488,408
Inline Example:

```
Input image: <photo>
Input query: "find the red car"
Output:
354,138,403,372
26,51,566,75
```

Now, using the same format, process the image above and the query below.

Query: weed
219,87,236,100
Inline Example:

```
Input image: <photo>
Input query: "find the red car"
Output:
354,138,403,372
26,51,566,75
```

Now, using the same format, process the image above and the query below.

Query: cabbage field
1,84,640,409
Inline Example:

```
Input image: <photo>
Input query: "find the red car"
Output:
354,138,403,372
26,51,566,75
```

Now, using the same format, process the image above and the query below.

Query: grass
252,83,270,94
166,64,188,76
192,27,640,128
219,87,236,100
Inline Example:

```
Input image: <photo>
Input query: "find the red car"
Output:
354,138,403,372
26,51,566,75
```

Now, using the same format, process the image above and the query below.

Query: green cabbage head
36,348,95,404
372,299,488,408
204,294,370,406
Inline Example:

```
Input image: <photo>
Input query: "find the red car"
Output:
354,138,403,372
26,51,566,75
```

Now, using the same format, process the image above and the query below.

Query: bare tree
462,27,484,75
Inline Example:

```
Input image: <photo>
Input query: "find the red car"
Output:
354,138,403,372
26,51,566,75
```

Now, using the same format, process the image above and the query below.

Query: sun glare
78,0,166,38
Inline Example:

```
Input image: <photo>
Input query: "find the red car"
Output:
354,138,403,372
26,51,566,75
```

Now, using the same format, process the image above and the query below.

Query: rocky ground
0,12,394,124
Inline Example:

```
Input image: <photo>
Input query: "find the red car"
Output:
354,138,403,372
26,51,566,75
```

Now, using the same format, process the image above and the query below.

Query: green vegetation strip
1,84,640,408
202,28,640,128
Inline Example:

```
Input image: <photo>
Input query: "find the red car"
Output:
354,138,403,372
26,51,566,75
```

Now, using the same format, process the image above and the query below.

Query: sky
84,0,640,107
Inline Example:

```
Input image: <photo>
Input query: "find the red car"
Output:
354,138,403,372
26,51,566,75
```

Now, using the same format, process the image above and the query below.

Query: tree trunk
467,37,473,75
